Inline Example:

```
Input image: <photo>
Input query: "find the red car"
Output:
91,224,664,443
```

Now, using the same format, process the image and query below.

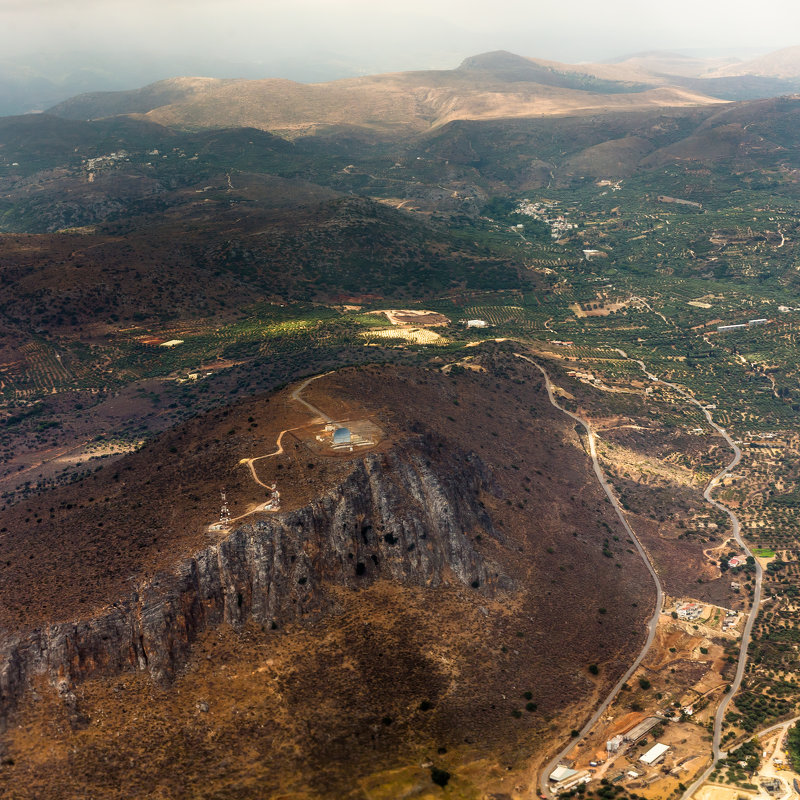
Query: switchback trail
223,372,333,524
514,354,664,800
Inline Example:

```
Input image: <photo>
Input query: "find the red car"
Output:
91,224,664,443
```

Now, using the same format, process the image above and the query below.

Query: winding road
289,372,334,424
526,345,762,799
514,354,664,799
238,373,335,489
613,350,764,800
216,372,334,526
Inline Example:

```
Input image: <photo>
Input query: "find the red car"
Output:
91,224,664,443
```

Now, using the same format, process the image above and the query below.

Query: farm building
549,766,577,782
639,743,670,766
466,319,488,328
548,766,590,793
623,716,661,743
728,556,745,568
606,734,624,753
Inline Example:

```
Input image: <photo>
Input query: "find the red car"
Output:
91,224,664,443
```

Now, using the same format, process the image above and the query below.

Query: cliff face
0,437,502,729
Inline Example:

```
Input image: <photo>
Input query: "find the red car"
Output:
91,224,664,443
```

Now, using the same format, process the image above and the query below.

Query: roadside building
548,766,590,793
676,601,703,621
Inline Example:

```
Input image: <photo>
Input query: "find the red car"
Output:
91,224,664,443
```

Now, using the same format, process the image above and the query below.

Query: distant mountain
706,45,800,79
0,52,366,118
47,52,723,137
605,50,737,78
46,77,234,121
455,51,652,91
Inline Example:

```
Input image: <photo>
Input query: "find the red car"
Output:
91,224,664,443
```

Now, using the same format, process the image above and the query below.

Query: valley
5,47,800,800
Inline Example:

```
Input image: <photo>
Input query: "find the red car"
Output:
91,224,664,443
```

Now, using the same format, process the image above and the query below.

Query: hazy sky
2,0,800,78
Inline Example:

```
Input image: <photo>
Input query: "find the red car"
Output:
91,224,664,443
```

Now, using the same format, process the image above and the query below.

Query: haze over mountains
3,45,800,122
7,27,800,800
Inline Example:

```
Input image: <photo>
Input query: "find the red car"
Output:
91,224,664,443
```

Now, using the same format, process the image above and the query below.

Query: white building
640,743,670,766
548,766,590,793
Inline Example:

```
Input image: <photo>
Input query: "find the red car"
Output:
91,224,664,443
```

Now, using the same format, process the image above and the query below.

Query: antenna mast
219,489,231,524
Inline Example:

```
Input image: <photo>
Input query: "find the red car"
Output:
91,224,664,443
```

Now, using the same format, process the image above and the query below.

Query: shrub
431,767,451,788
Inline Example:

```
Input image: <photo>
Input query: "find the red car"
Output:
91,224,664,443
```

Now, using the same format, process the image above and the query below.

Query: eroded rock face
0,438,503,728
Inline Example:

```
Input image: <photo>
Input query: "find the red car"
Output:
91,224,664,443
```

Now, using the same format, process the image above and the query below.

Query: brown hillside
46,53,726,137
640,121,774,167
0,350,654,798
140,76,722,136
706,45,800,79
0,172,521,340
559,135,654,178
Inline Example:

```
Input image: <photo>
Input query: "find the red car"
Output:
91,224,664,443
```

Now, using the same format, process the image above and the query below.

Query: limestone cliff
0,436,502,729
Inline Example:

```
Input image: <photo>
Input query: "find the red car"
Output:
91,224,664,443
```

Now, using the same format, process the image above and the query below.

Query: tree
431,767,451,788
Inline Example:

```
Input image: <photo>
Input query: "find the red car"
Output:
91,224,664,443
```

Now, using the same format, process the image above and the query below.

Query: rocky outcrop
0,437,503,729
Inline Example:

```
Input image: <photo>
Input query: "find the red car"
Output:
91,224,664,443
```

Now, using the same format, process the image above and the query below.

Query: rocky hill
0,353,654,799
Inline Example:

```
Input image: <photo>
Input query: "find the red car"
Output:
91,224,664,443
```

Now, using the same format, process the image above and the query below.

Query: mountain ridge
45,51,726,136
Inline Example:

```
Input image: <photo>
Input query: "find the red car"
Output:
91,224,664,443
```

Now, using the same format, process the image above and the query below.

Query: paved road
757,715,800,739
513,354,664,799
614,351,764,800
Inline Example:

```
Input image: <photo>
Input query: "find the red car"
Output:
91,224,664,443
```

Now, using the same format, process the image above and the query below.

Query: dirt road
220,373,332,525
515,354,664,799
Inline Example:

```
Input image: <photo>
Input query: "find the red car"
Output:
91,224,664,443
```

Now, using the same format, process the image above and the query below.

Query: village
514,198,577,239
546,595,754,798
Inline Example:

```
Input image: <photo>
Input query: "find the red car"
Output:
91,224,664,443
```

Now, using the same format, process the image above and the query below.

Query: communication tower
219,489,231,524
265,483,280,511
